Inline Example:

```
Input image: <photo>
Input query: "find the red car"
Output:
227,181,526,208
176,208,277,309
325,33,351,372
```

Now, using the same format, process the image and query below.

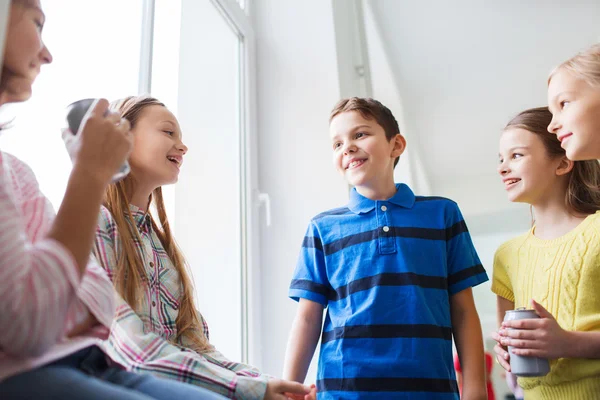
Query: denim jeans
0,346,227,400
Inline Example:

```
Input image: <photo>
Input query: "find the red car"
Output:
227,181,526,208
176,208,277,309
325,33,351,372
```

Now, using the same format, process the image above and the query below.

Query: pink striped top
0,151,117,381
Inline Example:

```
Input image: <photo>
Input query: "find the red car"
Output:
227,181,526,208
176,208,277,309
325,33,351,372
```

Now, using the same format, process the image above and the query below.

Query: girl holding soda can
492,106,600,400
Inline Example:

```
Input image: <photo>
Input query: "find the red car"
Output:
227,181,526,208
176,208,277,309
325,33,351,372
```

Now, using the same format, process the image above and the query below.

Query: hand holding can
63,98,132,183
503,308,551,377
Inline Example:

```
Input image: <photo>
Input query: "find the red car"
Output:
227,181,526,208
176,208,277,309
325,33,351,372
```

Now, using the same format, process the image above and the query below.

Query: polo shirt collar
348,183,415,214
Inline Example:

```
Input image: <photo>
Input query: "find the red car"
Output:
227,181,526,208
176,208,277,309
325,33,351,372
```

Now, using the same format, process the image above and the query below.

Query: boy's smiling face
330,111,405,196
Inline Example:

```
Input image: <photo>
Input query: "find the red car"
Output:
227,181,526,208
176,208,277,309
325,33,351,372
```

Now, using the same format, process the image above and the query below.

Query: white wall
470,230,527,399
251,0,347,379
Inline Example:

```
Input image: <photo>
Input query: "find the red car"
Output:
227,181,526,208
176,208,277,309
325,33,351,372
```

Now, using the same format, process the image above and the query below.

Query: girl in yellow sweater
492,106,600,400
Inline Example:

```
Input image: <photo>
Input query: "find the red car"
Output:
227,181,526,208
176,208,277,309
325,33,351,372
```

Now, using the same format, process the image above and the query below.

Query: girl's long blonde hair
104,95,211,353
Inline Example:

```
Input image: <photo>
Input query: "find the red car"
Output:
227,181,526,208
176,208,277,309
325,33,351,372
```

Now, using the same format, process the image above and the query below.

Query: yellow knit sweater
492,211,600,400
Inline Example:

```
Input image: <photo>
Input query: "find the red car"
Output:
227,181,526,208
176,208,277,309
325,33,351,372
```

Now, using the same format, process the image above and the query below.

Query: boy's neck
355,179,398,201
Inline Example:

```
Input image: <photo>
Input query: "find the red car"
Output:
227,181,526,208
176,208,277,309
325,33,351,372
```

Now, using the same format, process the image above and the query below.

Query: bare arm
48,167,107,274
492,295,514,371
283,299,324,383
451,288,486,400
49,99,132,274
566,332,600,358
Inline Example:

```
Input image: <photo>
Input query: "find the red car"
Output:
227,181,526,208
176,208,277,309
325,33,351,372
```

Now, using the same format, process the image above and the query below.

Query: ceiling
365,0,600,230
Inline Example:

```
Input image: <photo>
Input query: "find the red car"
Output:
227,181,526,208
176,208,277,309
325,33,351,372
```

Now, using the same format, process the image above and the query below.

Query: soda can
504,308,550,377
65,98,130,182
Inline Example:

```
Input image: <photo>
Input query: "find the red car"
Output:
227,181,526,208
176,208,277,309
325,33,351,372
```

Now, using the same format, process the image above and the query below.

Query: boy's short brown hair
330,97,401,167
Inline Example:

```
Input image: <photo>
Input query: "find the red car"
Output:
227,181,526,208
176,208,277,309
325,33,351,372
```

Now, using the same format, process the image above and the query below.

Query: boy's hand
491,330,511,372
461,393,487,400
284,383,316,400
499,299,573,359
263,379,310,400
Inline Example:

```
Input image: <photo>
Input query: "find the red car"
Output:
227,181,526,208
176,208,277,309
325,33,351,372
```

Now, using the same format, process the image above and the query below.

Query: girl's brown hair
505,106,600,215
101,95,211,352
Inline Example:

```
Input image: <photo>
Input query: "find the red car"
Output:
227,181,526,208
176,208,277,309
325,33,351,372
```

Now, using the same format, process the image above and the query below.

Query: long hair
102,95,211,352
504,106,600,216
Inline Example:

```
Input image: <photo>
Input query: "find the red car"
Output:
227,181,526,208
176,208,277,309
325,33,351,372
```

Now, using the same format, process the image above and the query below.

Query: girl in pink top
0,1,224,399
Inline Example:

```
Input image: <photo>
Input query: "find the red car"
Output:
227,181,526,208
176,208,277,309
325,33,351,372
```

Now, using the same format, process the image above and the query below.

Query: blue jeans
1,346,227,400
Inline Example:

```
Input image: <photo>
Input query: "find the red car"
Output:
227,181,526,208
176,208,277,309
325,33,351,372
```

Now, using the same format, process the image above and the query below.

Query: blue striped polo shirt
289,183,488,400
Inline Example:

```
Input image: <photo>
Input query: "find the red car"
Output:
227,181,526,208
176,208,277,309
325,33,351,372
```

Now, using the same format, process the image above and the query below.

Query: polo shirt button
381,205,387,211
152,301,156,307
149,262,154,267
383,226,390,232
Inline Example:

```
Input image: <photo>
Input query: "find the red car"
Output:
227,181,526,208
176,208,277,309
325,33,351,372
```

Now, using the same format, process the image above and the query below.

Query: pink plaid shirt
94,205,269,400
0,152,116,381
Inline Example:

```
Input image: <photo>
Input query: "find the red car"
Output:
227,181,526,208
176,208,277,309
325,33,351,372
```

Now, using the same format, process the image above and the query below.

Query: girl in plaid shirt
0,1,226,399
93,95,315,400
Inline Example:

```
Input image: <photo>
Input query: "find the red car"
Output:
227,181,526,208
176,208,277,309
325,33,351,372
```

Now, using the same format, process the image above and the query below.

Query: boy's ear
555,156,574,176
391,133,407,158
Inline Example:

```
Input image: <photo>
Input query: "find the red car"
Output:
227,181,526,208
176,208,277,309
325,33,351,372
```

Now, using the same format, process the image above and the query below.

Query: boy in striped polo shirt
283,98,489,400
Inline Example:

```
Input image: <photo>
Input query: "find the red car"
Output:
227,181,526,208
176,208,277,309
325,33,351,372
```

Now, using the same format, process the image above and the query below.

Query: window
173,0,248,362
0,0,144,208
1,0,259,366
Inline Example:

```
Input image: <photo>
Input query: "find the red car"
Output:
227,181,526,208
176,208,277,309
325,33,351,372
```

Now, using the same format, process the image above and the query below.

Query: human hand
499,299,573,359
263,379,310,400
284,383,316,400
492,329,511,371
71,99,132,185
66,312,98,338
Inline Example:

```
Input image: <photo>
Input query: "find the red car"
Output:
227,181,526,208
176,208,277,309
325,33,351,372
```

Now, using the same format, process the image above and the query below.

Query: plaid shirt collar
129,204,152,234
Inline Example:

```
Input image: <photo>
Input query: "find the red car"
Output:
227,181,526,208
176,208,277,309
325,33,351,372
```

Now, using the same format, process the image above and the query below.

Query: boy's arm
283,298,324,383
451,288,487,400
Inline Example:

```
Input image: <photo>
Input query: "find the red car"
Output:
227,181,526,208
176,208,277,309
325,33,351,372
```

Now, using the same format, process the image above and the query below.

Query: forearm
568,331,600,358
454,311,487,398
451,290,486,399
283,313,322,382
48,165,107,275
65,261,117,337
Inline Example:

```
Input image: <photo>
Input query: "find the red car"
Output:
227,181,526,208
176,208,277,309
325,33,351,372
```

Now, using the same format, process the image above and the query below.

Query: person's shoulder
0,151,43,199
414,195,457,206
588,211,600,231
409,195,465,227
413,195,460,213
311,206,353,223
494,232,529,260
97,205,118,233
1,151,37,182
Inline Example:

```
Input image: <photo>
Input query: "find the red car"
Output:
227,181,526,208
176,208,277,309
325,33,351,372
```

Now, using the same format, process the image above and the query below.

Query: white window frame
209,0,260,365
